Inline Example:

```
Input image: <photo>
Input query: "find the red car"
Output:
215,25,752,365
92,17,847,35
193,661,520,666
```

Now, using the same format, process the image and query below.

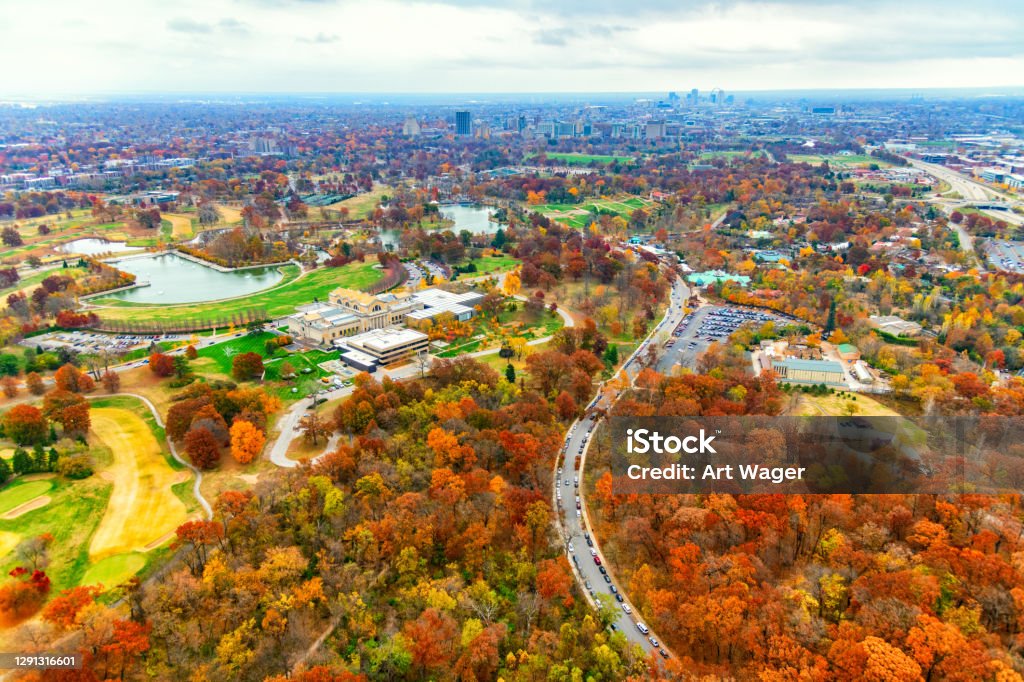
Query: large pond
60,238,144,256
105,253,284,304
378,204,498,249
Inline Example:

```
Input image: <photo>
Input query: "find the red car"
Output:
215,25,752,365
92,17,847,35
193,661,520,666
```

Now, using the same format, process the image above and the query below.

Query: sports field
88,260,384,327
88,405,189,559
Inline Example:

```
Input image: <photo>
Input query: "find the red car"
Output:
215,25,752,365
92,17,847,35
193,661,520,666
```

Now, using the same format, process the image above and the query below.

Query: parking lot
985,240,1024,274
657,305,784,374
22,330,191,356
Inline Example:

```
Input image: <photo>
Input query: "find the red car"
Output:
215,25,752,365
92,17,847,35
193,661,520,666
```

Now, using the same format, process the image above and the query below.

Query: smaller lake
378,204,498,249
105,253,284,304
60,238,144,256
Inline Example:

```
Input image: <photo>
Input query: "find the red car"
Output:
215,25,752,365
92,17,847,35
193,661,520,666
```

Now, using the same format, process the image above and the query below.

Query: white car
621,603,632,614
636,622,649,635
590,548,598,557
568,542,574,553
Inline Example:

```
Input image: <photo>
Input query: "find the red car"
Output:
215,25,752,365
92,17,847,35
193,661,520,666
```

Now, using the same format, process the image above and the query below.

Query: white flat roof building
406,288,484,323
335,327,430,365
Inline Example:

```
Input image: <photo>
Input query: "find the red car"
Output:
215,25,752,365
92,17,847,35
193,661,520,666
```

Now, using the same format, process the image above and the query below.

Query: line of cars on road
559,413,671,660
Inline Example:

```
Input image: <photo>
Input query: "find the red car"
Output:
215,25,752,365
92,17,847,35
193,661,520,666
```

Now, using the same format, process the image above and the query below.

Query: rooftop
772,358,845,373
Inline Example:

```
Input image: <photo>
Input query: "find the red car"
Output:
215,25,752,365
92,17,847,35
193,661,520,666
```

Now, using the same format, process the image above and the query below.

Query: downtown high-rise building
455,111,472,136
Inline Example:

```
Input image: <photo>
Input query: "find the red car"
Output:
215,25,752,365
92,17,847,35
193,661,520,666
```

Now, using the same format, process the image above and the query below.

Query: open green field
319,185,390,220
197,331,288,375
457,255,521,277
699,150,766,160
0,480,54,515
533,196,658,229
788,153,892,168
534,152,635,165
0,474,112,593
435,307,564,358
88,260,384,326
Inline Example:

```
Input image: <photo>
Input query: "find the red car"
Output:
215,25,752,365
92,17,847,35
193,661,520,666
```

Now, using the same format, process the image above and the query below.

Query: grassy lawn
789,392,901,416
532,195,657,229
162,213,195,239
86,401,191,559
89,260,384,326
0,474,112,593
79,552,147,589
788,153,892,168
0,266,86,299
197,331,286,375
535,152,635,165
457,255,520,277
699,150,766,160
321,185,390,220
0,480,54,515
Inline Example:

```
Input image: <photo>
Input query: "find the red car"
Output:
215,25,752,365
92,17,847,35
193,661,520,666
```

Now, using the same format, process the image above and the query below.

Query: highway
554,270,691,661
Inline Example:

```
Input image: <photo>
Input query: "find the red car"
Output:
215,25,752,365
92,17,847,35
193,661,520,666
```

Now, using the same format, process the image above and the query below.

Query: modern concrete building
336,327,430,367
771,358,846,386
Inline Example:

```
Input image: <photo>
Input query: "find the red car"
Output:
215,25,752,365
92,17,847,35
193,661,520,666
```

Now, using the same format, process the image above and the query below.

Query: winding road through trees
553,270,690,662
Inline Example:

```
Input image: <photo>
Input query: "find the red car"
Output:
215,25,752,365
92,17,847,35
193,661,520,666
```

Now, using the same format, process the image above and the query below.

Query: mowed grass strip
0,480,54,515
79,552,147,590
88,405,189,560
91,260,383,326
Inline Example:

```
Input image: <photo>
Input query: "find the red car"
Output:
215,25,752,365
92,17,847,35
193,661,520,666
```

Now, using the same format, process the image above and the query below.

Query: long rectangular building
771,358,846,386
336,327,430,367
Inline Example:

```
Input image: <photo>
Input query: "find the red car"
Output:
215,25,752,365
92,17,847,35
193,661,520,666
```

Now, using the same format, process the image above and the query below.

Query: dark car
598,566,607,575
603,574,611,583
616,593,624,603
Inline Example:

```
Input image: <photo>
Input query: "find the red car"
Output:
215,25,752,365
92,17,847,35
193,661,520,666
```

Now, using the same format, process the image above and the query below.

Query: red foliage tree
184,427,220,469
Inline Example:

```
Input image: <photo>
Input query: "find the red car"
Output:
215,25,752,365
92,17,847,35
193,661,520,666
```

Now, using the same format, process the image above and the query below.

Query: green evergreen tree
12,449,31,475
505,363,516,384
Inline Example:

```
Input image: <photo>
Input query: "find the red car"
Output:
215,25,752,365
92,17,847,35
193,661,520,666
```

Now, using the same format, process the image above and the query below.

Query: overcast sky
1,0,1021,95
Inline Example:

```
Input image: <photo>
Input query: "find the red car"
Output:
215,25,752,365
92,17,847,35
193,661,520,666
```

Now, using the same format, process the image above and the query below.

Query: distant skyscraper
688,88,699,105
402,116,421,137
455,111,472,136
710,88,724,105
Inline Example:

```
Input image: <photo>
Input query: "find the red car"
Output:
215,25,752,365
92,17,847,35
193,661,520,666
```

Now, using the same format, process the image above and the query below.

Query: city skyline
1,0,1022,96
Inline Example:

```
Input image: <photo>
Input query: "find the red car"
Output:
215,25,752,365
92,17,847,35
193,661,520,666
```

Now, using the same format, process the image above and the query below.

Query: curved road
554,271,690,661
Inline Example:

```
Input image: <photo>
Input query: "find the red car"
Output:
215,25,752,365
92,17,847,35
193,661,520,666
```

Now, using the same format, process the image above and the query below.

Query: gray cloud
218,18,250,33
167,18,214,34
297,32,340,44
